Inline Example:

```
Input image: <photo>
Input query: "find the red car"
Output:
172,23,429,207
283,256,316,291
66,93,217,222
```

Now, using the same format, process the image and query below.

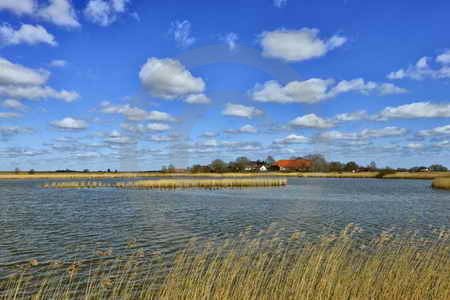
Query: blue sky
1,0,450,171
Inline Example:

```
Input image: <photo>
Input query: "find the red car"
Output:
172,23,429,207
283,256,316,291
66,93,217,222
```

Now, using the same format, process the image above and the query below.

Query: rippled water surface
1,177,449,273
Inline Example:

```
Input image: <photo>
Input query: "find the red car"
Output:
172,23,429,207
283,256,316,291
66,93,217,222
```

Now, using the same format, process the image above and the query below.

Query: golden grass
1,225,449,300
432,177,450,190
42,178,288,189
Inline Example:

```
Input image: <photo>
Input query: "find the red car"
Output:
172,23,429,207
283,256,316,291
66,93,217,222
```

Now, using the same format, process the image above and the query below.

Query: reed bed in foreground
1,225,449,300
432,177,450,190
42,178,288,189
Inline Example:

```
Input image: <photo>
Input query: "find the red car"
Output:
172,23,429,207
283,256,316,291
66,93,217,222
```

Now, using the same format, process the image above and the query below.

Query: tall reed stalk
1,225,449,299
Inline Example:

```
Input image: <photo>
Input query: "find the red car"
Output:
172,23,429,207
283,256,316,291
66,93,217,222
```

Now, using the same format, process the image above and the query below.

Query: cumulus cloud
223,32,238,51
0,23,57,46
104,136,135,144
51,117,88,129
0,57,49,86
289,113,335,129
222,103,263,118
0,126,33,140
374,102,450,120
0,57,78,102
121,123,171,133
184,94,211,104
0,112,22,118
84,0,129,26
387,51,450,80
273,0,288,8
139,58,205,100
148,133,181,143
417,125,450,136
169,20,195,48
0,0,35,15
319,127,407,140
436,50,450,65
50,59,67,67
225,124,258,134
274,134,310,144
1,99,28,111
334,110,369,122
0,85,79,102
38,0,80,27
100,102,176,122
199,131,218,138
260,28,347,62
250,78,406,104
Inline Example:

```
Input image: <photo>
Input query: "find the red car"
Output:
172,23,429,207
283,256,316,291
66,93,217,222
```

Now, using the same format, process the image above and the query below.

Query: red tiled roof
272,159,312,169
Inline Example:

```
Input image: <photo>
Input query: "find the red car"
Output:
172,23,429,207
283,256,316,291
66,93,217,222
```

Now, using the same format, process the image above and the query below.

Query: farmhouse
272,159,312,171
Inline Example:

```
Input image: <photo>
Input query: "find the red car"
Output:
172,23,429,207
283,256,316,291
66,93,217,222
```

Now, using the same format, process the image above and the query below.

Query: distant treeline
162,154,449,173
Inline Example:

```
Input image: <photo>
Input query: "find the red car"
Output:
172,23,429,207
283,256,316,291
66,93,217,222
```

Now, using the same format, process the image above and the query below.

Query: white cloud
334,110,369,122
273,0,287,8
0,0,35,15
105,136,135,144
387,51,450,80
319,127,407,140
223,32,238,51
436,50,450,65
274,134,310,144
50,60,67,68
139,58,205,100
0,85,79,102
378,83,408,95
1,99,28,111
225,124,258,134
148,134,180,143
0,126,33,140
100,102,176,122
121,123,171,133
84,0,129,26
406,143,424,150
222,103,263,118
251,78,405,104
0,112,22,118
417,125,450,136
38,0,80,27
375,102,450,120
0,24,57,46
0,57,49,86
260,28,347,62
169,20,195,48
289,114,335,129
200,131,218,138
184,93,211,104
0,57,78,102
51,117,88,129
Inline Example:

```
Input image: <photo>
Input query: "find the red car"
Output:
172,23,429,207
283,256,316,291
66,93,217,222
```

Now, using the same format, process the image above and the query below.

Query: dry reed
1,225,449,300
432,177,450,190
42,178,287,189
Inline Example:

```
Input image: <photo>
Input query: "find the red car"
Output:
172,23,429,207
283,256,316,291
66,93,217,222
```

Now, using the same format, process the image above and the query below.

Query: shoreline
0,171,449,180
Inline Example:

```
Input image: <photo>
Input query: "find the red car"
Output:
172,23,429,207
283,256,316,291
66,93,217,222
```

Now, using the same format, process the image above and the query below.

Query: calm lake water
0,177,449,278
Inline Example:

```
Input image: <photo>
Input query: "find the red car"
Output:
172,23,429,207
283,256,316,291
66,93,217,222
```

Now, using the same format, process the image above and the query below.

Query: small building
259,165,268,172
272,159,312,171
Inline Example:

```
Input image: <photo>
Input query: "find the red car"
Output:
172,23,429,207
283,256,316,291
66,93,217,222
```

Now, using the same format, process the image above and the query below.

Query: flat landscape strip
42,178,288,189
2,171,450,180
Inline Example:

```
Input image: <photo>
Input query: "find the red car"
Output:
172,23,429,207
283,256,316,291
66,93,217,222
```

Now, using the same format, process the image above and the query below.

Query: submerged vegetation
42,178,288,189
432,177,450,190
1,225,449,299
